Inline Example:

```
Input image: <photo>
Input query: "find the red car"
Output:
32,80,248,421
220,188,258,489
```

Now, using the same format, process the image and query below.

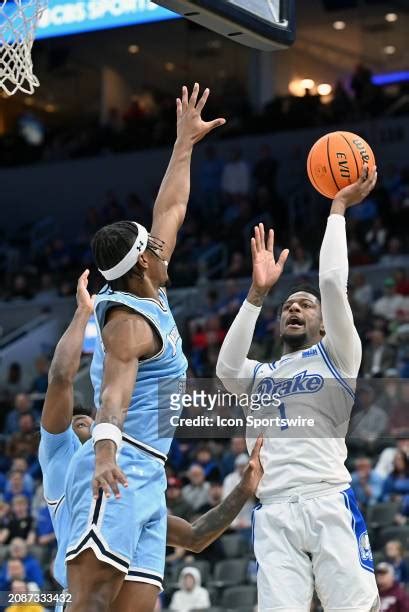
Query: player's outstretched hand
76,269,95,314
240,435,264,496
251,223,289,295
93,458,128,500
176,83,226,145
333,165,378,209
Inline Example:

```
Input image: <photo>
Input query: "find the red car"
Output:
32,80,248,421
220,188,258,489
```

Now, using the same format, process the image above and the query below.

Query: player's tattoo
247,285,268,307
191,483,250,544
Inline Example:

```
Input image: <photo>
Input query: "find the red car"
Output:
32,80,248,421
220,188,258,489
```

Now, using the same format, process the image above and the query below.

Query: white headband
98,222,149,281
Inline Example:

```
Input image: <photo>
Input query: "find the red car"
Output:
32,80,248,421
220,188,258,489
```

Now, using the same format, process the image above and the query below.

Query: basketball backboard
153,0,296,51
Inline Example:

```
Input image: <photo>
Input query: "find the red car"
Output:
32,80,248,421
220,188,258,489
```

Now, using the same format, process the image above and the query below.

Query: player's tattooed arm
247,223,289,307
41,270,94,434
92,310,158,499
167,437,263,552
150,83,225,263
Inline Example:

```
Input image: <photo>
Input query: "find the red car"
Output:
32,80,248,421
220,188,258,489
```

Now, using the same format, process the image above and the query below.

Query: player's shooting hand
76,269,95,314
333,165,378,209
240,435,264,496
93,457,128,500
176,83,226,145
251,223,289,295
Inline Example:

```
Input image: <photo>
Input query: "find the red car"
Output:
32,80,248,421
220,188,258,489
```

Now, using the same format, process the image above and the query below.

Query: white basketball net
0,0,47,96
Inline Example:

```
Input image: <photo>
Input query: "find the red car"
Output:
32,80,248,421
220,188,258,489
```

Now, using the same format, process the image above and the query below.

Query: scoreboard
154,0,296,50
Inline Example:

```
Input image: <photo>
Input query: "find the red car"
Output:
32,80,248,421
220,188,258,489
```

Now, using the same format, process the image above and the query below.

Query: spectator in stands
0,363,24,401
389,383,409,436
5,538,44,588
35,503,55,547
6,495,35,545
351,457,384,508
394,269,409,297
7,412,39,460
221,148,250,197
375,562,409,611
363,329,397,378
223,453,254,529
167,477,193,521
0,501,11,545
381,238,408,268
218,280,246,322
289,245,313,275
5,579,44,612
224,251,249,279
351,272,373,308
29,357,48,414
182,465,210,512
375,434,409,480
382,451,409,504
253,143,278,196
373,278,406,322
0,559,26,591
220,438,247,477
47,238,71,272
385,540,409,584
8,275,33,301
169,566,211,612
199,145,224,210
194,445,220,481
9,459,34,495
33,273,58,305
4,471,33,504
4,394,32,435
350,385,388,444
365,217,387,257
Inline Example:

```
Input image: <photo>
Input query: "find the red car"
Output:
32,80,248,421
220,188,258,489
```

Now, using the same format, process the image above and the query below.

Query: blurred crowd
0,64,408,167
0,141,408,306
0,247,409,609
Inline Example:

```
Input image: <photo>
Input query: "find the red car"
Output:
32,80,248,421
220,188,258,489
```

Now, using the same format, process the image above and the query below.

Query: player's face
146,249,169,288
280,292,323,349
72,415,93,444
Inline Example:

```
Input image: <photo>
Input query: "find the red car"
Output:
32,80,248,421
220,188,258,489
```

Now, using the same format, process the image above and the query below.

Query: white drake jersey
247,337,355,501
217,215,362,501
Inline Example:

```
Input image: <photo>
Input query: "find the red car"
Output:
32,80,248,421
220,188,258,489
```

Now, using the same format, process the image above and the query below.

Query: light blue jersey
39,426,81,588
65,286,187,585
90,286,187,458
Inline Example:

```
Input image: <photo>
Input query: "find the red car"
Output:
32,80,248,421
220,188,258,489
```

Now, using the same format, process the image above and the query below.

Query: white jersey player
216,167,379,612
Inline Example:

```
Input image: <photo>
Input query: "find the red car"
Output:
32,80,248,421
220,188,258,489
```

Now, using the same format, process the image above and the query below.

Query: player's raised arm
319,166,377,377
41,270,94,434
216,224,289,393
92,311,157,499
167,437,263,552
150,83,225,263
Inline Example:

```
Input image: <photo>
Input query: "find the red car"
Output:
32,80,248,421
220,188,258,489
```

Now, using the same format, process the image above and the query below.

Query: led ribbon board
35,0,178,39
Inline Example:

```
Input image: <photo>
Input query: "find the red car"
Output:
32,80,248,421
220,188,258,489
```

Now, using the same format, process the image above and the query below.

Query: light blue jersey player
64,84,226,612
38,270,95,597
39,271,262,612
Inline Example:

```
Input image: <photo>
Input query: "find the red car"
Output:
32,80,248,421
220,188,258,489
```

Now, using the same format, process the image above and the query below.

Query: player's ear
319,322,325,336
138,253,149,269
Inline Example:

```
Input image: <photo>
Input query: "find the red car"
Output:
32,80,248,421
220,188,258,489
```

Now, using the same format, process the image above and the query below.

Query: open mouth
286,315,305,329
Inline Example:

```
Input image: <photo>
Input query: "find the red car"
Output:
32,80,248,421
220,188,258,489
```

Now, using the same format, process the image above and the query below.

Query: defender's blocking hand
176,83,226,145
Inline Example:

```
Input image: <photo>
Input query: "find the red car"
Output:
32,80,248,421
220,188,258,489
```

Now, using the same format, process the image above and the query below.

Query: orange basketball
307,131,376,199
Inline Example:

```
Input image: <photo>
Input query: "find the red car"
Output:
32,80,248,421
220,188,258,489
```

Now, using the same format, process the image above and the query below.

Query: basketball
307,131,376,199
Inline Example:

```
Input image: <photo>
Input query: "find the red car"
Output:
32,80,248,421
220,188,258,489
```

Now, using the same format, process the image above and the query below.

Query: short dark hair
18,411,34,422
279,284,321,315
91,221,164,290
73,404,94,418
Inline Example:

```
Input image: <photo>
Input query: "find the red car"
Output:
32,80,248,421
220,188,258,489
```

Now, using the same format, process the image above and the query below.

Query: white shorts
253,486,380,612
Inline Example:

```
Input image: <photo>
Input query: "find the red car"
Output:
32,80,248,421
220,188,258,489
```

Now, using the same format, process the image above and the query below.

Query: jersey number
278,402,288,430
